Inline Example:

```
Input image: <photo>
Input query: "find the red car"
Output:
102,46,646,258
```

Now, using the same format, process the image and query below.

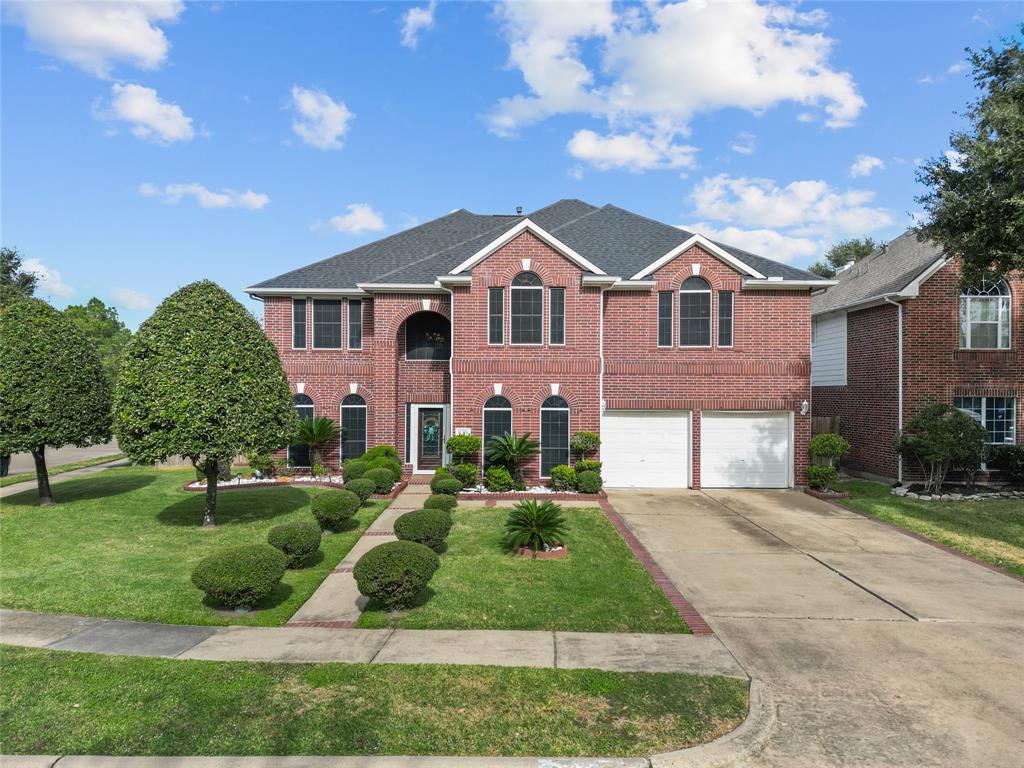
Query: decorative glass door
418,408,443,469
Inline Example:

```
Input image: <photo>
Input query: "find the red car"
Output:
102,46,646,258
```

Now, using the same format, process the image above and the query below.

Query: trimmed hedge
191,544,287,608
485,465,514,492
394,508,453,552
267,521,322,568
549,464,577,491
806,464,837,491
353,540,439,610
345,477,376,503
576,470,602,494
574,459,602,474
311,489,361,531
423,493,458,512
364,467,395,494
342,458,370,480
368,457,402,483
364,444,400,463
430,475,462,495
447,462,478,488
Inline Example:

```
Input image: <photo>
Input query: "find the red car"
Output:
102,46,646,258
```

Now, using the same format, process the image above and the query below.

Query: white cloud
729,131,757,155
945,149,966,171
918,61,970,84
289,85,354,150
489,0,864,172
327,203,386,234
112,287,155,311
4,1,184,78
567,129,696,172
23,258,74,298
400,1,436,49
684,222,819,263
139,182,269,210
94,83,194,144
849,154,884,178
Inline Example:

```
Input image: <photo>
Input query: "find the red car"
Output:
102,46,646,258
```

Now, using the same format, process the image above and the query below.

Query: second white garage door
701,411,792,488
601,410,690,488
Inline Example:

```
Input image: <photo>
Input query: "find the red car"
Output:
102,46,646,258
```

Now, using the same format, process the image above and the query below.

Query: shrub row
546,464,603,493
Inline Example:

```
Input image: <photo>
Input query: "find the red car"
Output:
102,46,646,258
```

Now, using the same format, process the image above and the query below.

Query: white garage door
601,410,690,488
701,412,792,488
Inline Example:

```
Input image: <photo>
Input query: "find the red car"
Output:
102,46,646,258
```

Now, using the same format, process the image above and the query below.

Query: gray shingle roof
811,230,946,315
248,199,823,291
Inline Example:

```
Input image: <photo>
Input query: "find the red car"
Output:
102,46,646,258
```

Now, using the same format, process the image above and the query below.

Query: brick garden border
181,478,409,501
458,489,606,502
804,488,850,500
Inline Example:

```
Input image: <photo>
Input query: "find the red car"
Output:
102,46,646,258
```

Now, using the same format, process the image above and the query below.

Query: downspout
598,284,609,451
884,295,904,484
439,282,455,469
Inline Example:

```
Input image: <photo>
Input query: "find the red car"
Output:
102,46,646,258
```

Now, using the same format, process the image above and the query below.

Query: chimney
516,206,523,215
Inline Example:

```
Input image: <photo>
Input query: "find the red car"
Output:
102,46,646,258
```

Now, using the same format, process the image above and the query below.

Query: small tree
894,404,988,494
808,238,877,278
570,431,600,461
64,297,132,389
809,433,851,468
296,416,341,469
445,433,481,464
114,281,296,526
0,298,112,505
0,246,38,306
486,432,539,488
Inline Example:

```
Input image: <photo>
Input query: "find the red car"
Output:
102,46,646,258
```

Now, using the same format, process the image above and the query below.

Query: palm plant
295,416,341,471
486,432,539,487
504,499,568,557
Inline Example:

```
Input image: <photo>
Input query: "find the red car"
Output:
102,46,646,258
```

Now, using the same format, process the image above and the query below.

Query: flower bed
183,476,408,500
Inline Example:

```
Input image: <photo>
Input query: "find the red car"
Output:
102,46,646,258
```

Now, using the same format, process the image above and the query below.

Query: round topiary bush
806,464,838,491
343,458,370,480
394,508,453,552
576,470,602,494
549,464,577,491
364,444,400,463
423,493,458,512
191,544,287,608
431,475,462,495
368,457,402,483
345,477,376,503
311,489,361,531
353,540,440,610
364,467,395,494
485,465,514,492
447,462,478,488
267,521,322,568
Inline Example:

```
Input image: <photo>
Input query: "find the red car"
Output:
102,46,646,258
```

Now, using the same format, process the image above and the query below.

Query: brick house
246,199,831,488
811,230,1022,482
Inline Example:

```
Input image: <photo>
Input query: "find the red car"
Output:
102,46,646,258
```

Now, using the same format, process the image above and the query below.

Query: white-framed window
288,393,314,467
488,287,504,345
510,271,543,345
657,291,673,347
717,291,734,348
540,395,569,477
679,276,712,347
348,299,363,350
955,396,1017,447
312,300,342,349
292,298,307,349
340,394,367,459
482,395,512,469
549,287,565,345
960,278,1011,349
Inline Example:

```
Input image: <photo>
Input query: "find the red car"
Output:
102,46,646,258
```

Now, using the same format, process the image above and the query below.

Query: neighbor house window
348,299,363,350
483,395,512,469
658,291,673,347
488,287,504,345
955,396,1017,448
288,393,314,467
679,276,712,347
511,271,543,344
292,298,307,349
540,395,569,477
960,278,1011,349
405,313,450,360
718,291,734,347
312,299,342,349
549,287,565,345
340,394,367,460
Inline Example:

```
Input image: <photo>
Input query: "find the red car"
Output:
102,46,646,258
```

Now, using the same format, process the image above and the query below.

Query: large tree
64,298,132,388
1,247,38,306
114,280,296,526
808,238,877,278
0,298,112,505
915,26,1024,285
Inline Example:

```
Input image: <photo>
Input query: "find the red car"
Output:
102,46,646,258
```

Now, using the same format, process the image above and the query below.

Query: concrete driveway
608,488,1024,768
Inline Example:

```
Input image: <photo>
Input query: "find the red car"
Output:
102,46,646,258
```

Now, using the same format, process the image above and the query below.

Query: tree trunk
32,446,55,506
204,460,218,527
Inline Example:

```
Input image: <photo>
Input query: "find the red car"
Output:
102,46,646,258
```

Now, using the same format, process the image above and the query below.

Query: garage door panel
602,411,689,488
701,412,792,488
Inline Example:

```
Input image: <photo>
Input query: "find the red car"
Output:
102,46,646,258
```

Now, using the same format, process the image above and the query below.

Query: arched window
288,394,314,467
340,394,367,460
540,395,569,477
680,276,712,347
482,395,512,469
960,278,1011,349
511,271,543,345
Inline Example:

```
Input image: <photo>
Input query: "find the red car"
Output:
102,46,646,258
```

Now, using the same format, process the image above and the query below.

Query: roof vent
516,206,523,215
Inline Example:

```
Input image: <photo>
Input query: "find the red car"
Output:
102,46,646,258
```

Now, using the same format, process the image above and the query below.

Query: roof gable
448,219,607,276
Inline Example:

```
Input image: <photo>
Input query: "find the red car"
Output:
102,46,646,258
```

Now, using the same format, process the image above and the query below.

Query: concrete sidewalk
1,458,129,500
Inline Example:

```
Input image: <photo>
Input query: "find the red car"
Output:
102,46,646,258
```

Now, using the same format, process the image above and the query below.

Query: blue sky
2,1,1022,328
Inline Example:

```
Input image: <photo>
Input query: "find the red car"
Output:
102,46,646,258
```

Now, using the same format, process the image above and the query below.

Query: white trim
245,287,367,298
291,297,308,350
548,286,566,346
897,256,949,298
409,403,451,474
581,275,620,287
510,279,544,346
356,283,447,294
810,256,945,315
435,275,472,287
631,234,767,281
958,285,1012,351
743,278,837,290
449,219,607,276
679,279,713,349
657,290,674,348
717,290,735,349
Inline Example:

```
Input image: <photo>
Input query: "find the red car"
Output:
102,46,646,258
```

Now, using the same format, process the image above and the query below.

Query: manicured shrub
809,433,851,467
485,465,514,492
275,458,296,477
806,464,838,491
549,464,577,491
246,452,274,475
191,544,287,608
364,467,396,494
576,470,602,494
570,431,601,458
894,403,988,494
431,475,462,496
423,493,458,511
364,444,400,463
448,462,478,488
267,521,322,568
345,477,376,503
504,499,567,556
353,540,439,609
342,458,369,480
311,489,361,531
311,463,328,479
485,432,539,487
574,459,602,474
368,457,402,483
992,444,1024,483
394,508,453,552
445,434,481,462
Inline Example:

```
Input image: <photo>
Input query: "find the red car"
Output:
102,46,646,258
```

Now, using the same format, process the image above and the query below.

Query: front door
418,408,443,470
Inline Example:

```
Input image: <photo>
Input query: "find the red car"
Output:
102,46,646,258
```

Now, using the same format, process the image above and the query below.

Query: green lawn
838,479,1024,577
0,453,125,487
0,646,747,757
358,505,689,633
0,467,386,626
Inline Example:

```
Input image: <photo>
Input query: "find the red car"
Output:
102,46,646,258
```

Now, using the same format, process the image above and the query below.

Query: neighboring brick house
811,230,1022,482
246,199,831,488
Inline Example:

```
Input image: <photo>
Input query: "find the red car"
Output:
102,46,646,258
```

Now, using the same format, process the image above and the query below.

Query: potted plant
504,499,569,559
485,432,539,489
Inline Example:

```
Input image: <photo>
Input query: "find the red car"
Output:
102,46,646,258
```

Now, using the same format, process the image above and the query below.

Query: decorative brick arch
469,384,528,410
329,382,376,410
527,385,583,410
291,383,329,413
385,301,451,339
